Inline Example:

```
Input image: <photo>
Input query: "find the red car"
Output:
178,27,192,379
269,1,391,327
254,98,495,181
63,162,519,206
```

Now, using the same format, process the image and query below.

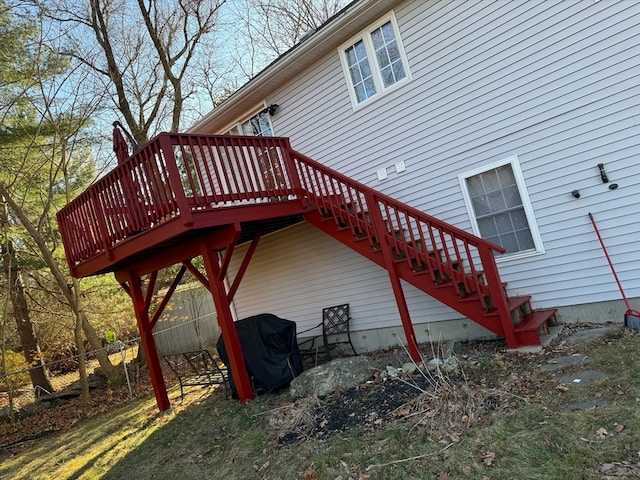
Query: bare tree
225,0,349,80
39,0,227,145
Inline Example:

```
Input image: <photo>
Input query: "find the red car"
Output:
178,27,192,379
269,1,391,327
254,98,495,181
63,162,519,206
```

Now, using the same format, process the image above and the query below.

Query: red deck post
122,270,170,411
479,247,517,348
200,238,254,402
366,192,422,362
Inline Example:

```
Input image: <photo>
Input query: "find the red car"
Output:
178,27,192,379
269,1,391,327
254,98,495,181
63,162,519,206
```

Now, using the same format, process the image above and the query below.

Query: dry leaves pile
267,355,523,447
390,379,517,443
0,380,153,449
264,396,320,440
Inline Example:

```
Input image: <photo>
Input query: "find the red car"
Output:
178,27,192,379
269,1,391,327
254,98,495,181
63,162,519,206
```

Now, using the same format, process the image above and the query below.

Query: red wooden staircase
288,149,558,350
58,132,557,356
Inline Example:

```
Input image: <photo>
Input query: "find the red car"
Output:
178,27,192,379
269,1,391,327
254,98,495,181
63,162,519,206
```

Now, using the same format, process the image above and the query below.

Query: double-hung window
459,156,544,259
339,13,410,108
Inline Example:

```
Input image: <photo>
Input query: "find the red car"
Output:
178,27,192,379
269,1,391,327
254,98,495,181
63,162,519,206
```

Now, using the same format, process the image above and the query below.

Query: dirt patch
274,373,434,444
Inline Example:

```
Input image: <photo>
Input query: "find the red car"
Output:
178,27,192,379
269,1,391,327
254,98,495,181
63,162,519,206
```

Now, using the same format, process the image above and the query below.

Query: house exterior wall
220,0,638,347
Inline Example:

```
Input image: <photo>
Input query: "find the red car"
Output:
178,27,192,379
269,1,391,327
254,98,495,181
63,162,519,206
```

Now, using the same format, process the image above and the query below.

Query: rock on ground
289,356,374,399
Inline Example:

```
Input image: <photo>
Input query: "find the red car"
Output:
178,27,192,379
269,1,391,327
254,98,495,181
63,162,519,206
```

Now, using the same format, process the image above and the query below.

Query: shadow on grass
102,387,281,480
4,330,640,480
0,385,228,480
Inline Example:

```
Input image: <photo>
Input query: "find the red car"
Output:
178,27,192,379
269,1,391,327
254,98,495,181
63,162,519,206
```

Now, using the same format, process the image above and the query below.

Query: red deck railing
58,132,506,303
57,133,301,271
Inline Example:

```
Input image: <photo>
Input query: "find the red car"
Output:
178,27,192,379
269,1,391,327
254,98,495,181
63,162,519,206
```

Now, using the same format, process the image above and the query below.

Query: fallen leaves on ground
0,380,154,449
481,451,496,466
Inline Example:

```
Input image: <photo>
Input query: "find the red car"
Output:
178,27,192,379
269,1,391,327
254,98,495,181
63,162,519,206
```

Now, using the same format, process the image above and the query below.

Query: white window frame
458,156,545,262
338,12,411,110
223,103,275,136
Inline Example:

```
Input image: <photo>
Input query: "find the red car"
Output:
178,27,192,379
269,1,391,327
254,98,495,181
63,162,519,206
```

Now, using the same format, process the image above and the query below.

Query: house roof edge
189,0,402,133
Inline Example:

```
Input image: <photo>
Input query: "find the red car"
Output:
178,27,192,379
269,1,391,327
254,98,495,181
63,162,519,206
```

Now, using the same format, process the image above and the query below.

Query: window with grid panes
242,111,273,136
461,158,543,256
340,13,410,107
225,110,273,137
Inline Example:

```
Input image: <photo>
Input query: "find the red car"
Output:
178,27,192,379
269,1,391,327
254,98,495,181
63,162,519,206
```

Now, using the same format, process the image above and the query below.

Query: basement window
339,12,411,109
459,156,544,259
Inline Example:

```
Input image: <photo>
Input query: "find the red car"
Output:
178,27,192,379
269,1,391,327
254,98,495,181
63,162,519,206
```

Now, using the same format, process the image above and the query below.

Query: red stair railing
288,148,517,346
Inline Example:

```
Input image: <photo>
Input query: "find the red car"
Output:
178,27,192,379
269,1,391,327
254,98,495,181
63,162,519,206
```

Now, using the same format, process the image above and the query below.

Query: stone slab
557,369,608,387
560,399,609,412
539,354,591,372
563,325,622,346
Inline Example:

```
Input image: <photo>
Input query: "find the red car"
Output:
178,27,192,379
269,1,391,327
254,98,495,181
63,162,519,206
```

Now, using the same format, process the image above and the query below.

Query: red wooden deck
57,130,556,410
58,133,314,278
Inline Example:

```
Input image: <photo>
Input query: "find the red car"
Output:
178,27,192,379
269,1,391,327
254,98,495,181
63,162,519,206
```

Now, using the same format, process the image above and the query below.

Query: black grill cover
217,313,303,395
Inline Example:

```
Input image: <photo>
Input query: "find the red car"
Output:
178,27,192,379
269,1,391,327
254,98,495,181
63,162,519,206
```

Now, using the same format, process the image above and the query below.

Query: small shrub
0,350,30,392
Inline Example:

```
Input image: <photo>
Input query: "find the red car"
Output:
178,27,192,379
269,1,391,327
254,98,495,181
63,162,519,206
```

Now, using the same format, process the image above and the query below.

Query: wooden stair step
507,295,531,311
456,291,482,302
354,232,371,241
480,295,531,312
514,309,558,333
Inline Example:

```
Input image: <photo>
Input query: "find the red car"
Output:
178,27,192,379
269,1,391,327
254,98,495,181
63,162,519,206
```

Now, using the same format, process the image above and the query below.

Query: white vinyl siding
228,223,462,338
276,0,639,312
339,12,410,108
200,0,639,332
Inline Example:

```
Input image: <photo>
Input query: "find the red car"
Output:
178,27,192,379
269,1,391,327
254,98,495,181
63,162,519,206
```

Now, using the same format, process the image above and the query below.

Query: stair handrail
287,145,516,344
286,146,506,253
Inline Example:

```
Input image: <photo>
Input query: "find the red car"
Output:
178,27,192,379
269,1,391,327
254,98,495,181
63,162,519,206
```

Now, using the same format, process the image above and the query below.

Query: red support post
200,238,254,403
479,247,517,348
121,270,170,411
367,192,422,362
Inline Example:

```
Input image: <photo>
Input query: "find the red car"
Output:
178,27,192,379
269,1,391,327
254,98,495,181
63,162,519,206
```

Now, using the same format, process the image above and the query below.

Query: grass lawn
1,325,640,479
